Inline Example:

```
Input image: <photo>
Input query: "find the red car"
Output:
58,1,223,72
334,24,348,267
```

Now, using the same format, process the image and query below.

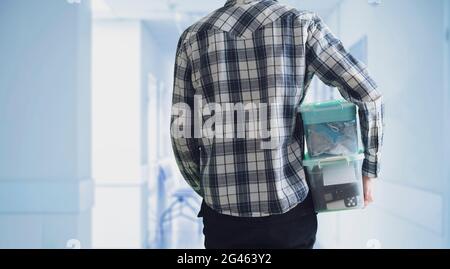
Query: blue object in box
299,100,359,158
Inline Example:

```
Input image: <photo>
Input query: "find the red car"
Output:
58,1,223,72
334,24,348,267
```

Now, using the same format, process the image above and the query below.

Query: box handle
312,100,345,110
317,156,350,168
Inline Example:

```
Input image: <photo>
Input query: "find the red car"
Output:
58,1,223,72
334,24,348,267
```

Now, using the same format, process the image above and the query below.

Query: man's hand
363,176,376,207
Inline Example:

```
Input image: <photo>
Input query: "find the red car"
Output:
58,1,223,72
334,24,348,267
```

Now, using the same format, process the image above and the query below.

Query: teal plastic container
300,100,359,158
303,153,364,213
300,99,356,125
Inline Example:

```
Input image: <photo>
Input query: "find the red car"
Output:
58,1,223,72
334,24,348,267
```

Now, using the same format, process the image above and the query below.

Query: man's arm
170,37,202,196
304,14,385,180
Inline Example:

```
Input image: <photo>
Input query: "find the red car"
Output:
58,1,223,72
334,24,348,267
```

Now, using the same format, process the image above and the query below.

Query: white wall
91,19,167,248
316,0,450,248
91,20,142,248
0,0,93,248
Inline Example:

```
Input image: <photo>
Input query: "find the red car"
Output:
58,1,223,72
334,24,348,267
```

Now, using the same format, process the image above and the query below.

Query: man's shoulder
176,5,228,47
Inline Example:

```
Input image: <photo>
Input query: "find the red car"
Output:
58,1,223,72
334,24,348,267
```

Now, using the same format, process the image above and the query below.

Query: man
171,0,383,249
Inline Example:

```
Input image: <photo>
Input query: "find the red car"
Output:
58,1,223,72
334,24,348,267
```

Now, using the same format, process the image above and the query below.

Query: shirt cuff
362,154,380,178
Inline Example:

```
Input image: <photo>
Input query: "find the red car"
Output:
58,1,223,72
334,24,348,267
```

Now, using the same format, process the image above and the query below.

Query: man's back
171,0,383,217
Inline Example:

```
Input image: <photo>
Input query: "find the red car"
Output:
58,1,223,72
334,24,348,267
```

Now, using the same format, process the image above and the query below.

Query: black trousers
198,194,317,249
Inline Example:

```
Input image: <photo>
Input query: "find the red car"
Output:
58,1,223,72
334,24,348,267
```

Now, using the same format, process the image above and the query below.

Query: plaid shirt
171,0,384,217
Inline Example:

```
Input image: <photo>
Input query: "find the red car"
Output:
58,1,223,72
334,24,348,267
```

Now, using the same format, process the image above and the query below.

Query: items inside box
305,121,359,158
307,160,364,212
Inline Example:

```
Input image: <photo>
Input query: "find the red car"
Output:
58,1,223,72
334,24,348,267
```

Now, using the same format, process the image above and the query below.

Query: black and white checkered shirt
171,0,384,217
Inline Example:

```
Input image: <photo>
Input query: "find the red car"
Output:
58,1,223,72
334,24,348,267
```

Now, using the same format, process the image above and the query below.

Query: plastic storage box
303,153,365,213
300,100,359,158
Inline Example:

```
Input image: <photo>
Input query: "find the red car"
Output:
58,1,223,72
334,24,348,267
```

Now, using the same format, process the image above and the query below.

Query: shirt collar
224,0,276,8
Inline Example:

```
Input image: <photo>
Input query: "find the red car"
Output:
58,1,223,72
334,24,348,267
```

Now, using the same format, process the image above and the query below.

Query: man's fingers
364,190,373,206
362,176,375,207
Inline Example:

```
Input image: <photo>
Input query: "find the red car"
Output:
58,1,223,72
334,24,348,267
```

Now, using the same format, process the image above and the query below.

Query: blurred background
0,0,449,249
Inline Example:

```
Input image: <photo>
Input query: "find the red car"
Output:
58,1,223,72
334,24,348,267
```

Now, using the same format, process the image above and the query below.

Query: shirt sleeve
304,14,385,178
170,37,202,195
